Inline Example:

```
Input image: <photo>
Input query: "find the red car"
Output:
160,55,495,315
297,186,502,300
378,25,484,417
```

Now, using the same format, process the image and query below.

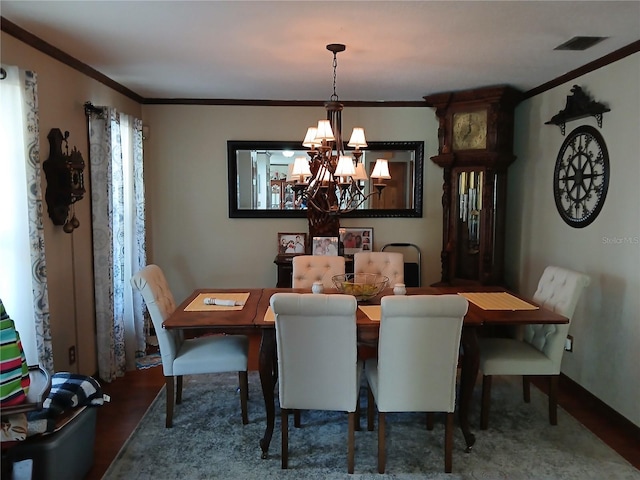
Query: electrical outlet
69,345,76,364
564,335,573,352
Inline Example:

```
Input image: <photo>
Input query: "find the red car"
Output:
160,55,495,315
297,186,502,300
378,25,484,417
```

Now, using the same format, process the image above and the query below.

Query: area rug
103,372,639,480
135,353,162,370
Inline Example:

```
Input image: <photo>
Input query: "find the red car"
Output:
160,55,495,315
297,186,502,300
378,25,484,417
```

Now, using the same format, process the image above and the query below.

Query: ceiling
2,1,639,102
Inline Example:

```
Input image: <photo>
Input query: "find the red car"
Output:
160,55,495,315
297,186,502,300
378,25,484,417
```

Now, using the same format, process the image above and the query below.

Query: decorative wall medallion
553,125,609,228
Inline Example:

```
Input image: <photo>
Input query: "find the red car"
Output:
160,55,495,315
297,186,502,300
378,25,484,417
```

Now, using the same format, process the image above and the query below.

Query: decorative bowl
332,273,389,302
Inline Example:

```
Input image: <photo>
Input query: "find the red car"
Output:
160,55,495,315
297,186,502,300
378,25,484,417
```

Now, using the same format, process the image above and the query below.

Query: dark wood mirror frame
227,140,424,219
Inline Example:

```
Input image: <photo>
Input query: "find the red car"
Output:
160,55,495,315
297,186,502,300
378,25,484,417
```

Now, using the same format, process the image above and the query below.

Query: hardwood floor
85,362,639,479
85,365,165,479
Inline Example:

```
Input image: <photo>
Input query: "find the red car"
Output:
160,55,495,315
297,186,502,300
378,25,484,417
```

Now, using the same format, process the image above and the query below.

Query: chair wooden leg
347,411,355,474
378,412,386,474
239,371,248,425
176,375,183,404
523,375,531,403
165,376,174,428
549,375,558,425
294,410,301,428
444,412,453,473
281,409,289,469
426,412,434,430
355,391,361,431
367,386,375,431
480,375,492,430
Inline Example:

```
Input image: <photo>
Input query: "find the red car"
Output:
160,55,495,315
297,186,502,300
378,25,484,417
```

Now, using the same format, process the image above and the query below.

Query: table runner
264,306,275,322
184,292,250,311
458,292,538,310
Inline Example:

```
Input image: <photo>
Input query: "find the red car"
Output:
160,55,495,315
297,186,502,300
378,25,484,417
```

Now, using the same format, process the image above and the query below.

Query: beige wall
2,32,142,376
507,52,640,426
141,105,441,302
4,29,638,427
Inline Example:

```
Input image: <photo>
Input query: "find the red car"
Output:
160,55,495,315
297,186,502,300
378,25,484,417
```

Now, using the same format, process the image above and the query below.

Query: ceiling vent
554,36,608,51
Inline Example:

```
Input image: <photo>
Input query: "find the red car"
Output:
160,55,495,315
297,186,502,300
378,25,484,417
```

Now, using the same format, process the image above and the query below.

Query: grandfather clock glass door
455,170,483,281
450,167,505,285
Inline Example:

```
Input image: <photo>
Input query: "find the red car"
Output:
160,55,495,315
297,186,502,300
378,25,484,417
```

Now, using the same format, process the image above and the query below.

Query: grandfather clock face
452,110,488,150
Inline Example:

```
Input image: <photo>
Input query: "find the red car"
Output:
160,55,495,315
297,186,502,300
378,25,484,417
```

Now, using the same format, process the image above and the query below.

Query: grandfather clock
424,86,522,286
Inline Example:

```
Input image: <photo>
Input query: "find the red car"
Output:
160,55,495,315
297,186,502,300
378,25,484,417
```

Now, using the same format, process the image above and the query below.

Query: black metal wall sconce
43,128,86,233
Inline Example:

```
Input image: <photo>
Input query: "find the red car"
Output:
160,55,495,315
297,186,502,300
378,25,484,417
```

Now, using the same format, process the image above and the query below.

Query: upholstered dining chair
478,265,590,429
354,251,404,288
270,292,361,473
291,254,345,289
130,264,249,428
365,295,468,473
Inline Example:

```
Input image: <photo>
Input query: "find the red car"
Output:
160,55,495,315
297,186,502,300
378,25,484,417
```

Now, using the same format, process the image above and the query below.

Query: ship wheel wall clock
553,125,609,228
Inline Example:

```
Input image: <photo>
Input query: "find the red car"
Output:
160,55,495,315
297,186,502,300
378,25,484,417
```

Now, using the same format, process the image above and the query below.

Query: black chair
381,243,422,287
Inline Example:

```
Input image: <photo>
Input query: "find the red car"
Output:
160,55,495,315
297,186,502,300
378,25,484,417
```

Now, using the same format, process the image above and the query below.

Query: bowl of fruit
332,273,389,302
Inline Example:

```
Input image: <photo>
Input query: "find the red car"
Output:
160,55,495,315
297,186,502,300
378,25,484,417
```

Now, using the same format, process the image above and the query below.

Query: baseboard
557,373,639,439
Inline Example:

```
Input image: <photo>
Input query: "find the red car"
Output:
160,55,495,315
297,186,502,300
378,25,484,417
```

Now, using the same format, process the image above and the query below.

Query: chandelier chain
331,52,339,102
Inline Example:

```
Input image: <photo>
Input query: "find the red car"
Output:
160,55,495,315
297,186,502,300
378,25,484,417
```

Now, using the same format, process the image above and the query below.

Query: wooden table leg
459,325,479,451
259,328,277,459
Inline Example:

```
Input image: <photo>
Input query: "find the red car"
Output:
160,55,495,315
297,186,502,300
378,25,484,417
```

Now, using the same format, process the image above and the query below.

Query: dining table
162,285,568,458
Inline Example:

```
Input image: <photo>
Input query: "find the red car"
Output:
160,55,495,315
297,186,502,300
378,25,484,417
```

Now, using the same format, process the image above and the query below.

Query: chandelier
290,44,391,215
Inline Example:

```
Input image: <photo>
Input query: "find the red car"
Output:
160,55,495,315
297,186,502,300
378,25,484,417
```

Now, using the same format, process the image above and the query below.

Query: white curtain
87,106,146,381
0,65,53,373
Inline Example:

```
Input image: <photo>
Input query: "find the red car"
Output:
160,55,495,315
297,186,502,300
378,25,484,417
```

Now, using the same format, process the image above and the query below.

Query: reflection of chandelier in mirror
291,44,391,215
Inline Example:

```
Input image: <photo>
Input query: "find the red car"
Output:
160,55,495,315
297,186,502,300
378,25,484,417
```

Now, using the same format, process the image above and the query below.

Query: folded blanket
27,372,104,433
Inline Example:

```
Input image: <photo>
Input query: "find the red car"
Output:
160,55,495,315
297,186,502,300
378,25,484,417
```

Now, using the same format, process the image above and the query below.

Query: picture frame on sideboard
312,236,339,256
339,227,373,256
277,232,306,256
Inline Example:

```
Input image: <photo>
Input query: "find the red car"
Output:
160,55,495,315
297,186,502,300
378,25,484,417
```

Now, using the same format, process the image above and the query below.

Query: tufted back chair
130,264,183,377
365,295,468,473
292,255,345,289
478,265,590,429
354,252,404,287
131,265,249,428
270,292,360,472
524,266,591,367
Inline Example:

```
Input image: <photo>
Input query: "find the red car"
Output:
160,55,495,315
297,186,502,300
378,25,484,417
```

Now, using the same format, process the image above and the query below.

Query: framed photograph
277,232,306,256
312,236,339,256
339,227,374,256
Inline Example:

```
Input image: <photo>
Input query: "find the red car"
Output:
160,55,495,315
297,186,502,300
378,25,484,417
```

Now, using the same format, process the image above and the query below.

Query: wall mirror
228,140,424,218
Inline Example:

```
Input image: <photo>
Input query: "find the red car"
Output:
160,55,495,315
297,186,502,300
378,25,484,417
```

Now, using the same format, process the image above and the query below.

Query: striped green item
0,299,31,406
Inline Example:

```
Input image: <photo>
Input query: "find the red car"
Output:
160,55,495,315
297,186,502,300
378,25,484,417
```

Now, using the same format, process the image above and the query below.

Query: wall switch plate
565,335,573,352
